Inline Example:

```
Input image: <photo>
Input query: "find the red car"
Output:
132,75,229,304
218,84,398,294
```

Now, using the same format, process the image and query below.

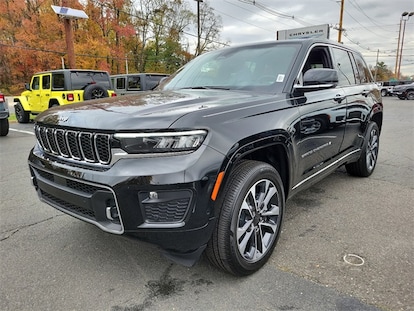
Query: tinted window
332,48,356,86
127,76,141,90
52,74,65,90
42,75,51,90
31,76,40,90
70,72,111,89
115,77,126,89
353,53,373,84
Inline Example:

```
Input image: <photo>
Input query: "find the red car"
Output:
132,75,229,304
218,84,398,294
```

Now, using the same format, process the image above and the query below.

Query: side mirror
303,68,338,86
24,83,31,91
294,68,338,93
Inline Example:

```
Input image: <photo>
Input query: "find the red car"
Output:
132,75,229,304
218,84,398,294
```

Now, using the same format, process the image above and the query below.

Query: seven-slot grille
34,125,111,164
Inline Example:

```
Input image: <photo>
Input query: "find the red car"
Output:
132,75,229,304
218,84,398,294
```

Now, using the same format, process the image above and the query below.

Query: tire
380,89,387,97
406,91,414,100
14,102,30,123
346,122,379,177
206,160,285,276
0,118,9,136
83,84,109,100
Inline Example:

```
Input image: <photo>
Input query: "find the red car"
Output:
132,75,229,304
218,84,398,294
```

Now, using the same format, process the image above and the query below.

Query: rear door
331,47,377,152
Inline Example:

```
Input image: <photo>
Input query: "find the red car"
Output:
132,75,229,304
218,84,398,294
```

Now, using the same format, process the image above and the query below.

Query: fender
13,95,30,111
211,129,293,202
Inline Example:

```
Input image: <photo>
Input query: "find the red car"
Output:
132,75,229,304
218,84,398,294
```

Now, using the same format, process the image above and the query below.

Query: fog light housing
106,205,119,221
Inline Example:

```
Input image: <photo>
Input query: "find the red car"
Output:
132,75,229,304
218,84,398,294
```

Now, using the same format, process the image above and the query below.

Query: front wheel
206,160,285,276
406,91,414,100
14,102,30,123
346,122,379,177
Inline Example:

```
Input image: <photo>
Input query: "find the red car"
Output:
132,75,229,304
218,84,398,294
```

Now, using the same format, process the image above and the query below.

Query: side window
52,74,65,90
116,78,126,89
353,53,373,84
31,76,40,90
332,48,356,86
303,47,333,73
42,75,51,90
128,76,141,90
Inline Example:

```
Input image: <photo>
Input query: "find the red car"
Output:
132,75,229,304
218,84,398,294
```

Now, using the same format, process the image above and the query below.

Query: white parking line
10,128,35,135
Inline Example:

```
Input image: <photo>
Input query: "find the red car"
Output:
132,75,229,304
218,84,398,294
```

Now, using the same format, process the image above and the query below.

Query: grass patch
8,113,17,122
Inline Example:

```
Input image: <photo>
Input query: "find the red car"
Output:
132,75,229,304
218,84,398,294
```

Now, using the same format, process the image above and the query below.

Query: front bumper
28,143,223,254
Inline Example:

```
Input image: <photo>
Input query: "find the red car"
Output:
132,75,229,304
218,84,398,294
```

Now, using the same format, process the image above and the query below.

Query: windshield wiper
182,86,230,90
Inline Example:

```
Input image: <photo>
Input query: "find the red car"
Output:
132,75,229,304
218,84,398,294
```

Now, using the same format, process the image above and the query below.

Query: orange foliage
0,0,205,94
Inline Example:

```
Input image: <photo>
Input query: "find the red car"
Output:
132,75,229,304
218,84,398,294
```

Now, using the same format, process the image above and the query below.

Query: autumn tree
0,0,225,94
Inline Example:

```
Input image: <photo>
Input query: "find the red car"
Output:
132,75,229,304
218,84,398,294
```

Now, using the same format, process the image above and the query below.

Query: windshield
162,43,300,93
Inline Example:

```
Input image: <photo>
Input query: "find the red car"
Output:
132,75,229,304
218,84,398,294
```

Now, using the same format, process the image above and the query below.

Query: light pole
51,4,88,69
337,0,345,43
397,12,414,79
194,0,203,56
395,12,413,79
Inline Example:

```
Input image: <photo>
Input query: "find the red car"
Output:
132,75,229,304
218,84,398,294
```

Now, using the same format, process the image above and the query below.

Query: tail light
0,93,5,103
67,93,74,101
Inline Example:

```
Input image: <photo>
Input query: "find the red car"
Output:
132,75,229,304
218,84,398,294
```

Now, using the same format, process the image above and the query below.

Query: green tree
372,61,394,82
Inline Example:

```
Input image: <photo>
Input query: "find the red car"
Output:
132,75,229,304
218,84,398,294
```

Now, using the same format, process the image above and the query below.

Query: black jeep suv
28,39,383,275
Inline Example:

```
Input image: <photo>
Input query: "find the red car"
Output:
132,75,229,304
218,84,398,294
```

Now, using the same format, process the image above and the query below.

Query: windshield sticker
276,74,285,82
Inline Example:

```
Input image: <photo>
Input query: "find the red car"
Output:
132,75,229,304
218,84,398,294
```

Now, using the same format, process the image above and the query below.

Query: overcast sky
188,0,414,77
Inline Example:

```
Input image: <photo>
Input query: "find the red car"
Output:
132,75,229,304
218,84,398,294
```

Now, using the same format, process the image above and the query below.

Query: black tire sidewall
83,84,109,100
15,103,29,123
220,161,285,275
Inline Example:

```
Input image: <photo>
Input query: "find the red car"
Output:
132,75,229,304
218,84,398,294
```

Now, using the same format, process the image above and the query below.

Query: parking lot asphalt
0,96,413,311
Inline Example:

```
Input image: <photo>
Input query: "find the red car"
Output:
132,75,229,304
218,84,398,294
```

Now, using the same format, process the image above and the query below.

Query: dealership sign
277,24,330,40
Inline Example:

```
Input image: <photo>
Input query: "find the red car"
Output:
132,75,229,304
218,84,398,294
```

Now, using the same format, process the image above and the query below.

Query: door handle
361,90,370,97
334,94,345,103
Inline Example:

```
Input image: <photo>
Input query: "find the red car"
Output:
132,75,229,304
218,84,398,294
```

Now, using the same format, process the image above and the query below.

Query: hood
35,89,287,130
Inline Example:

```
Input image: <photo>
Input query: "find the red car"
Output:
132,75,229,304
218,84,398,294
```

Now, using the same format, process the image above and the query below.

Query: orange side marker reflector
211,171,225,201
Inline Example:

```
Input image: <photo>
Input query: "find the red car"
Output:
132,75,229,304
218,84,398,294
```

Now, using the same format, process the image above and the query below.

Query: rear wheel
206,160,285,276
14,102,30,123
346,122,379,177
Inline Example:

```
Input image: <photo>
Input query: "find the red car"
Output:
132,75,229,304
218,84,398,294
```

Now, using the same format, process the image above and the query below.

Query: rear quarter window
52,73,65,90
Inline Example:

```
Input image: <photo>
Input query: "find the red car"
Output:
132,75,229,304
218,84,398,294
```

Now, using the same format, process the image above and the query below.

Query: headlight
114,130,207,154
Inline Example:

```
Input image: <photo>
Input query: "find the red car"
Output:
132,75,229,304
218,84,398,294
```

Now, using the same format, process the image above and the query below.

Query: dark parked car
111,73,169,95
393,82,414,100
0,92,9,136
28,39,383,275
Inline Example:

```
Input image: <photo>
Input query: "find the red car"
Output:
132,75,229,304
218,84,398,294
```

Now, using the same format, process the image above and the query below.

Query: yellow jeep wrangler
13,69,116,123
